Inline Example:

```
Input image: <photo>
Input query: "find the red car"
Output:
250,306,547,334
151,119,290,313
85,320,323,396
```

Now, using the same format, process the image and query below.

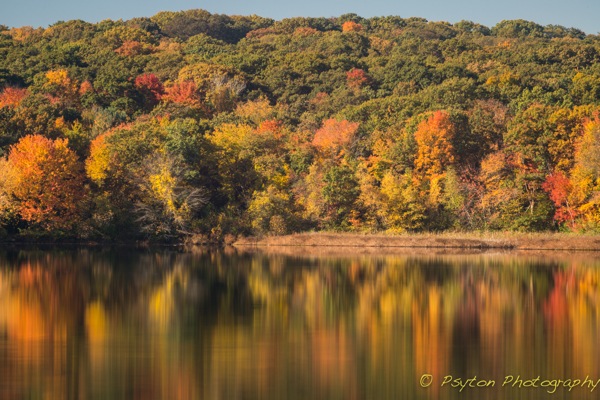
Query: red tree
135,73,164,108
542,172,576,225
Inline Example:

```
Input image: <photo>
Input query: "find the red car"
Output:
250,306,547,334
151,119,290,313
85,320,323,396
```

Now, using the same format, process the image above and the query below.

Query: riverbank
2,231,599,252
233,232,600,251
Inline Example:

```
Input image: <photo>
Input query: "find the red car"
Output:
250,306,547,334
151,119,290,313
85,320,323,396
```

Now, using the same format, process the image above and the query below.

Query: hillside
1,10,600,241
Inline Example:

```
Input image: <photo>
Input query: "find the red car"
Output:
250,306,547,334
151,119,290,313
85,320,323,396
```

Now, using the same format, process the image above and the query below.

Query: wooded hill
1,10,600,240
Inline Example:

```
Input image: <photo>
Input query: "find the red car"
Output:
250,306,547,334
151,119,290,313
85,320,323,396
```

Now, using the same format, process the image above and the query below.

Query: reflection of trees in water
0,249,600,399
0,247,255,399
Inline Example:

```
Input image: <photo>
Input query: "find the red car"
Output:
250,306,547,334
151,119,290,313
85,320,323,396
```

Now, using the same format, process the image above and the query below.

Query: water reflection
0,247,599,399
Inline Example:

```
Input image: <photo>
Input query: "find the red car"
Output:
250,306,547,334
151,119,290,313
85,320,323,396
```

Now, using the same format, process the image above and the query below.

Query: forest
1,10,600,241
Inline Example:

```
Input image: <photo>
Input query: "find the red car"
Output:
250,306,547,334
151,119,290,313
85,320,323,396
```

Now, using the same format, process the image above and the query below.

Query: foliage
312,118,359,157
413,110,455,183
2,135,84,232
2,9,600,239
135,154,207,238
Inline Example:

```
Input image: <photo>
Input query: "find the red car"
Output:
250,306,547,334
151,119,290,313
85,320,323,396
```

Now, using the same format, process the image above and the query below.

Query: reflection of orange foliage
85,301,108,344
412,286,450,398
5,296,47,341
18,264,44,287
543,270,573,323
311,328,358,398
2,251,600,400
0,87,28,108
0,266,72,399
543,269,575,376
0,266,67,349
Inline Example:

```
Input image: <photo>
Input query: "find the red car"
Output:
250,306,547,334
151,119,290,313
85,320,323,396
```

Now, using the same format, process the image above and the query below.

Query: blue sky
2,0,599,34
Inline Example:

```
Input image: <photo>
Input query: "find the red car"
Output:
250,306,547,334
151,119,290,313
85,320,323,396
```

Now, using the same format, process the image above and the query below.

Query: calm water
0,246,599,400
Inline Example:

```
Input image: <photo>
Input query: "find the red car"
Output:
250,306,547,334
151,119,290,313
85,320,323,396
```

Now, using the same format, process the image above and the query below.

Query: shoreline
233,232,600,252
2,231,599,252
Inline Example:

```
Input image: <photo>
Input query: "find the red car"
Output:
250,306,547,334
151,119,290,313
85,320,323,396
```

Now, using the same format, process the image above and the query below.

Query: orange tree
3,134,84,233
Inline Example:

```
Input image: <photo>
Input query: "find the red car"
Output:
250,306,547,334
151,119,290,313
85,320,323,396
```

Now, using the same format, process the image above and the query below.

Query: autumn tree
115,40,153,56
135,154,207,238
0,87,28,108
234,97,276,125
207,120,294,234
134,73,164,110
41,69,79,107
346,68,370,90
569,117,600,230
85,122,165,238
247,185,295,235
162,80,202,107
477,151,519,229
379,171,426,231
411,111,463,228
542,172,576,227
312,118,359,158
342,21,363,33
208,74,246,114
413,111,456,183
0,158,17,226
478,150,553,231
3,135,84,232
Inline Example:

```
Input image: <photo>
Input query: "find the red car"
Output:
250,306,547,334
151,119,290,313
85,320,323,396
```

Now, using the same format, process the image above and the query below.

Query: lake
0,246,599,399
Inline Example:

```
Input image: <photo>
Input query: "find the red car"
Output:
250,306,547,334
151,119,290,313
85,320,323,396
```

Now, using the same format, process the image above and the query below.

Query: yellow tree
0,158,17,224
136,154,207,237
43,69,79,106
570,117,600,229
209,121,294,234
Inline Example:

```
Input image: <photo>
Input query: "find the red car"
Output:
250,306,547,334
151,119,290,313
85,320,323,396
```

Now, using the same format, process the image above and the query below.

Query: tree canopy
2,10,600,240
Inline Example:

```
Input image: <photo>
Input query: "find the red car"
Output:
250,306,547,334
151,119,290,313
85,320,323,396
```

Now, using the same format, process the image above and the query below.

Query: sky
1,0,599,35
